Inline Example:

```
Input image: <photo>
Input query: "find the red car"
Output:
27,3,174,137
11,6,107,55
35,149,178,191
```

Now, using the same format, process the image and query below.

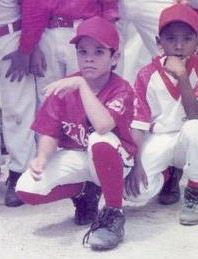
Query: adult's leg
0,31,37,206
36,27,77,103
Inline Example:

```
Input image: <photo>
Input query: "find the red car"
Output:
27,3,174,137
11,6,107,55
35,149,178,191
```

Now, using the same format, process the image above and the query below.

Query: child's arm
164,56,198,119
30,135,58,181
125,128,148,197
78,78,116,134
44,76,116,134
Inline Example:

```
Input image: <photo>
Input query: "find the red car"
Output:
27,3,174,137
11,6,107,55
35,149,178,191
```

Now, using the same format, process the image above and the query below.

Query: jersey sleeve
131,70,152,131
100,0,119,22
19,0,52,54
105,87,133,129
31,95,62,138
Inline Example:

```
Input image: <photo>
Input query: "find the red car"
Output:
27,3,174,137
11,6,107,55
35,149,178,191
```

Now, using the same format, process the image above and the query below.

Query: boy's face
157,22,198,58
76,37,119,81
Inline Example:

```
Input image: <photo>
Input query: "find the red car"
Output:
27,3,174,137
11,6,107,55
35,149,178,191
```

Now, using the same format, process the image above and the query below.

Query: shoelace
185,189,198,208
82,208,120,245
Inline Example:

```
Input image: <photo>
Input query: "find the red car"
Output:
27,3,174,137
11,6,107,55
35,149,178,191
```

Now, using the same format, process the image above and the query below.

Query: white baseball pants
16,132,133,196
0,31,37,173
125,120,198,206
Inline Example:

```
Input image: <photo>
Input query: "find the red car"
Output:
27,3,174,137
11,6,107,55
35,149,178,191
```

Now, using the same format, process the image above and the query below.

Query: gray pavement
0,167,197,259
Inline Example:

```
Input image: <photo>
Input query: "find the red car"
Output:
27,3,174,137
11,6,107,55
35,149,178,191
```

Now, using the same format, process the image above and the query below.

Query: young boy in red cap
125,4,198,225
16,16,135,250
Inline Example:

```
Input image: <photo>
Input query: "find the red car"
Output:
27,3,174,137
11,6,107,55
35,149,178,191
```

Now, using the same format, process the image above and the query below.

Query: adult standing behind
0,0,36,207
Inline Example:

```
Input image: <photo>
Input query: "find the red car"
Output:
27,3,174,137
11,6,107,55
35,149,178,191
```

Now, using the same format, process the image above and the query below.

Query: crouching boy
125,4,198,226
16,16,135,250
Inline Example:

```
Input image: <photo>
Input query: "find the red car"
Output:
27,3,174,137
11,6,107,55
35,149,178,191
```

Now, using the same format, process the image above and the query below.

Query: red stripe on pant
16,183,83,205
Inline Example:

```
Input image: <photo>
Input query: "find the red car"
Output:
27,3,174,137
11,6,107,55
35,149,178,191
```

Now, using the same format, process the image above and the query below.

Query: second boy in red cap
125,4,198,225
16,16,136,250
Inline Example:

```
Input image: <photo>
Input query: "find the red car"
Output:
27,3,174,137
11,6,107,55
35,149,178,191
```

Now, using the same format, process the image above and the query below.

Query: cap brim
159,19,198,34
70,35,84,44
70,34,112,49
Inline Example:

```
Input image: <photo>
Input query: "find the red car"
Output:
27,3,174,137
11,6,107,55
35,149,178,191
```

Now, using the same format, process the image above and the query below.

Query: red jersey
32,72,136,157
20,0,118,54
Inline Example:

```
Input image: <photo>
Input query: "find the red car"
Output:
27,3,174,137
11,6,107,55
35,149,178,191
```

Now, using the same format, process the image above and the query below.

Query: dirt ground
0,159,197,259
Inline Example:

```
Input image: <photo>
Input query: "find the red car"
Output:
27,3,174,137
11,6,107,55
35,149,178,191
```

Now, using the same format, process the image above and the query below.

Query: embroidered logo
106,98,125,114
62,121,89,147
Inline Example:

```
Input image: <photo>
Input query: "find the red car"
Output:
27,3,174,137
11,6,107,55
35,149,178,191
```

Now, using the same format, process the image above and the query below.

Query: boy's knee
181,120,198,141
88,132,119,150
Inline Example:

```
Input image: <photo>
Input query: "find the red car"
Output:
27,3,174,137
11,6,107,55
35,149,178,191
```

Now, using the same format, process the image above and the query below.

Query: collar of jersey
152,55,198,100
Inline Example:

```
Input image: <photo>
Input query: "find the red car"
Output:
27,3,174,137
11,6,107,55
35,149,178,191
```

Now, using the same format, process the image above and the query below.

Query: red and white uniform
125,55,198,206
16,73,135,196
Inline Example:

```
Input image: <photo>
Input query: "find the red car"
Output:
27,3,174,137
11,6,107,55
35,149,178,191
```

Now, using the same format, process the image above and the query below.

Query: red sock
188,180,198,189
92,142,123,208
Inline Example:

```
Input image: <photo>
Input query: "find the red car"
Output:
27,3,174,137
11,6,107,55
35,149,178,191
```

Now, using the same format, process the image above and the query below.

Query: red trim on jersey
152,56,198,100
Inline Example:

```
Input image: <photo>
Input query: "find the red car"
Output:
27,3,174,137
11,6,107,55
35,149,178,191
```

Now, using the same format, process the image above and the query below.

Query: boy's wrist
177,71,188,81
78,77,89,91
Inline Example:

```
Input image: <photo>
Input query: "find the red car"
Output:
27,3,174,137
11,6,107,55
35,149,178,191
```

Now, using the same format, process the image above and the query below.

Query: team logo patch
62,121,89,147
106,98,125,114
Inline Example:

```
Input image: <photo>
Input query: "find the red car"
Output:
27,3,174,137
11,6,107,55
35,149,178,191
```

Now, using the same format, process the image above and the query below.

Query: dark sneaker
72,181,101,225
83,207,125,250
158,167,183,205
5,171,24,207
180,186,198,226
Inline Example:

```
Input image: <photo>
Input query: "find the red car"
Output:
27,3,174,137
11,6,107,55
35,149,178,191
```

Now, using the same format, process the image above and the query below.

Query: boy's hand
44,76,86,97
125,165,148,197
29,157,47,181
2,50,30,82
164,56,187,79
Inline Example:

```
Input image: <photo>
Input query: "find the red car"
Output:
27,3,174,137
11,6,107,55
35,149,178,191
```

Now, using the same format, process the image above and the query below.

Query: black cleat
72,181,101,225
158,167,183,205
5,171,24,207
83,206,125,250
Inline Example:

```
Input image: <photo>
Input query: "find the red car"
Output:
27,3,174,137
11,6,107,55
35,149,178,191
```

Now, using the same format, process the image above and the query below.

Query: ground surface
0,159,197,259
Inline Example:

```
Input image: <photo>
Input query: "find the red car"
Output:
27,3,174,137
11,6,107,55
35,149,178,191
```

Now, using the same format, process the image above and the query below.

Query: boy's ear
156,36,164,56
112,51,120,66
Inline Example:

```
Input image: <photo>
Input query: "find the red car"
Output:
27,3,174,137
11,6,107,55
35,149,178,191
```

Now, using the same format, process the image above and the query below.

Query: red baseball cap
159,4,198,34
70,16,119,50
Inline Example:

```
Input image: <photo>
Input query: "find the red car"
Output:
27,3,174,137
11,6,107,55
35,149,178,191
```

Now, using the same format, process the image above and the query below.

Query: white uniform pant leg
16,149,91,195
119,0,174,84
87,131,134,186
125,132,179,206
36,27,78,103
174,120,198,182
0,32,36,173
16,132,134,195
